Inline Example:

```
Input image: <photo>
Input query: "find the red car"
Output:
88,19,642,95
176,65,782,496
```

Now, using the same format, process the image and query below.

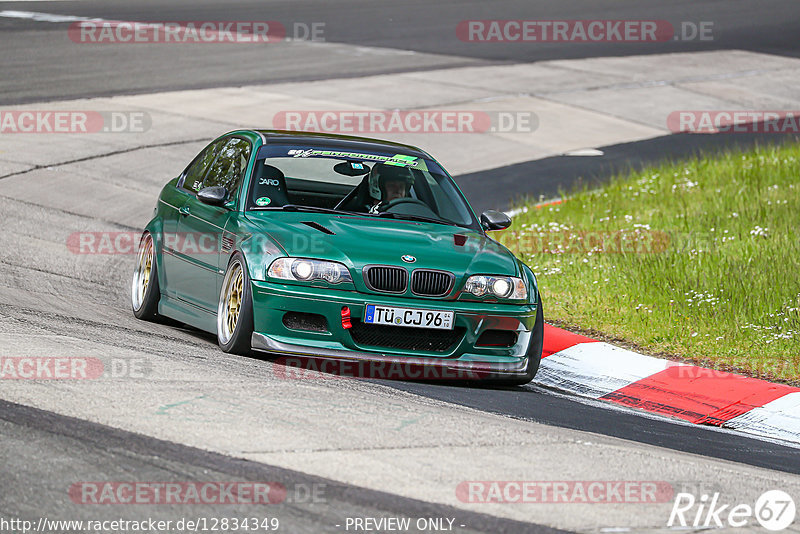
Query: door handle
178,206,190,216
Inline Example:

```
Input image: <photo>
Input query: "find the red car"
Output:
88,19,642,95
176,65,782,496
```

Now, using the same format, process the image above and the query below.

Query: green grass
497,143,800,383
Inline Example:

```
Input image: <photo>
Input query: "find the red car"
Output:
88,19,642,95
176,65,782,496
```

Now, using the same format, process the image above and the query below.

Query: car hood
245,211,519,277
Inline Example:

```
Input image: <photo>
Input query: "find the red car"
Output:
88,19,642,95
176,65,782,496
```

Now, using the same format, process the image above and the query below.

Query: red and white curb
536,324,800,444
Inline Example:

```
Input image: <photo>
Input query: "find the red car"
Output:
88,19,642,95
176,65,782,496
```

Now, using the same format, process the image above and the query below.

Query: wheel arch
519,262,540,306
229,227,285,284
141,218,165,295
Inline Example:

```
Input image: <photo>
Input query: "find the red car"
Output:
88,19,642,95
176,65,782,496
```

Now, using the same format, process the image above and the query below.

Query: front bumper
249,280,537,376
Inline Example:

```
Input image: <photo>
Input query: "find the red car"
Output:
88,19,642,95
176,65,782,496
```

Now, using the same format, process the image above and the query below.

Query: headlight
268,258,352,284
464,275,527,300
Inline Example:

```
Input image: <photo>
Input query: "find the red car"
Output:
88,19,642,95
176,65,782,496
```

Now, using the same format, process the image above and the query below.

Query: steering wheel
377,198,432,213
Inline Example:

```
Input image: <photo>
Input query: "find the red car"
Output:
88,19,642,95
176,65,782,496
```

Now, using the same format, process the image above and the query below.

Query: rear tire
131,232,160,321
217,252,254,355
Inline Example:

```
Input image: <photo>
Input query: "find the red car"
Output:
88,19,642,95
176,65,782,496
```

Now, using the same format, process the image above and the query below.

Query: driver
367,163,415,213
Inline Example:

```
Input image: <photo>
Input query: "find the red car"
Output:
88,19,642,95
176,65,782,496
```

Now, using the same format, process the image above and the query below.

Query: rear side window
183,141,222,193
203,137,252,200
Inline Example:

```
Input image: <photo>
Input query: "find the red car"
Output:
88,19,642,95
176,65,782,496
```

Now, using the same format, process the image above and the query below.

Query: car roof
250,129,431,159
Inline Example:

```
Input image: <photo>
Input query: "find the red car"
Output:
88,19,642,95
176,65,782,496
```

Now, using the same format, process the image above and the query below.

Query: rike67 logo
668,490,796,531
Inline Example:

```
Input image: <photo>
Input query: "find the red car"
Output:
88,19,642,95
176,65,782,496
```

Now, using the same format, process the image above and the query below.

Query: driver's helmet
368,163,415,202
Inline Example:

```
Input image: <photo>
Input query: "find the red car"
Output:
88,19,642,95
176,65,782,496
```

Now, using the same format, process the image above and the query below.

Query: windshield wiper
279,204,340,214
271,204,367,217
375,212,461,227
255,204,464,227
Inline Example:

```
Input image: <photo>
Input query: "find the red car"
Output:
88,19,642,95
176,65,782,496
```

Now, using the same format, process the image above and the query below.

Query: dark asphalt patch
0,398,569,534
456,130,800,213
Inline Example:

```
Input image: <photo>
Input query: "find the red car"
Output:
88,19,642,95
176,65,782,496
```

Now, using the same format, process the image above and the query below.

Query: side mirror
197,186,229,207
480,210,511,231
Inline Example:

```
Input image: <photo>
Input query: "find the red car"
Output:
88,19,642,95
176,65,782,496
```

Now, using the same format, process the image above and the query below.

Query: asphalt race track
1,2,800,533
2,0,800,103
0,400,561,534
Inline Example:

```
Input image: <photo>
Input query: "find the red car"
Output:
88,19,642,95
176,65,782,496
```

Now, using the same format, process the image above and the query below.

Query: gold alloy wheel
218,260,244,344
131,234,153,311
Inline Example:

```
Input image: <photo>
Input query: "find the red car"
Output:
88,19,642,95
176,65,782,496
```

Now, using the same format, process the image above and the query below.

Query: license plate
364,304,454,330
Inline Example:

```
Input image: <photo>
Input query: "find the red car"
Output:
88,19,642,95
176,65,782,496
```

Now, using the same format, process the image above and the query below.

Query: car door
174,136,252,312
161,139,223,298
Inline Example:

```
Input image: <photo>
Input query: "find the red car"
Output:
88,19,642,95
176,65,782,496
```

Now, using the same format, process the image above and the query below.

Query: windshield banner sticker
287,149,419,167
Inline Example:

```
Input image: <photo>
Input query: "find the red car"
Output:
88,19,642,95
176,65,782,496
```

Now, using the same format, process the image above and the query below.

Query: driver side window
182,141,222,194
203,137,252,201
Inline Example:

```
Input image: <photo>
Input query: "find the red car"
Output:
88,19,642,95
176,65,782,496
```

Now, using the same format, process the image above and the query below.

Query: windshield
246,144,480,230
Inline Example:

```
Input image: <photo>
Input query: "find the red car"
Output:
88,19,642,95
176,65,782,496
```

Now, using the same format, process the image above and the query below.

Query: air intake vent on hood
300,221,335,235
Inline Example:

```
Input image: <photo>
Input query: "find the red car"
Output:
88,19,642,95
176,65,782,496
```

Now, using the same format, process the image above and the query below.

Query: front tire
490,293,544,386
131,232,160,321
217,252,254,355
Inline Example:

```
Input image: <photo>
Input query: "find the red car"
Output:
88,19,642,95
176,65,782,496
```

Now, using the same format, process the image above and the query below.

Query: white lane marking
504,198,562,217
0,9,419,55
535,341,684,399
724,391,800,443
0,9,288,45
564,148,604,156
503,187,605,218
0,10,100,23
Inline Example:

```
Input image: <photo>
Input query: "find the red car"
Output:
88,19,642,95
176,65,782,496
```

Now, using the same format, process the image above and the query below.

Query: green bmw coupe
132,130,543,384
